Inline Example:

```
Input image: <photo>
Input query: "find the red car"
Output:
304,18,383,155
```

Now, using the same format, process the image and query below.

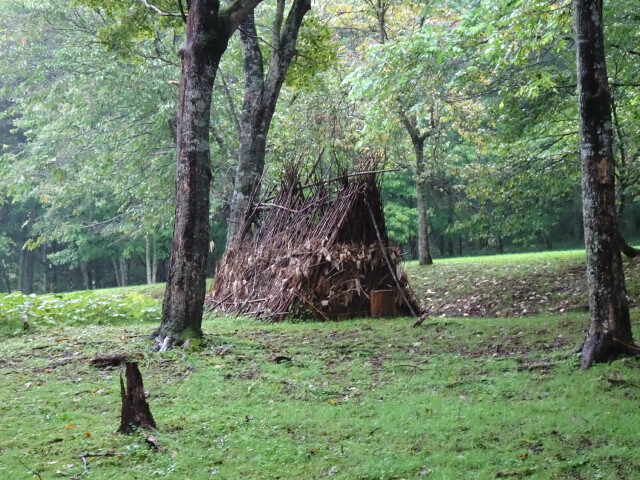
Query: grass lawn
1,251,640,479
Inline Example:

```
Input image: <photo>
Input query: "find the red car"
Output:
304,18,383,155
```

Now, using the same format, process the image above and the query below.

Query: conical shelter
206,166,419,321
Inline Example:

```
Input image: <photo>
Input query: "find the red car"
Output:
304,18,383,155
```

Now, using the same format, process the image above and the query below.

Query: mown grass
1,251,640,479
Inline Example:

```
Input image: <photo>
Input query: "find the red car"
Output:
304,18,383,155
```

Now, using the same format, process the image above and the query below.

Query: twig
302,168,399,190
75,451,121,478
392,364,428,370
207,292,233,310
17,460,43,480
613,337,640,354
412,312,429,327
255,203,301,214
294,292,331,322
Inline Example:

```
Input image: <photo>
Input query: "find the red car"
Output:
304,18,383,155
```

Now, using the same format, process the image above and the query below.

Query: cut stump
118,362,156,434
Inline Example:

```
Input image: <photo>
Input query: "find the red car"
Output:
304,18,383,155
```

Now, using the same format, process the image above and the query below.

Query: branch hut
206,167,419,320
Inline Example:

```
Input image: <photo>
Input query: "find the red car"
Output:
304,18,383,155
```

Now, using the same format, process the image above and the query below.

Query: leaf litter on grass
408,256,640,318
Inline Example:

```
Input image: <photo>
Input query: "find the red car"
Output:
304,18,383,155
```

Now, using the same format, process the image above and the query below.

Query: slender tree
399,112,434,265
154,0,263,350
573,0,636,368
226,0,311,246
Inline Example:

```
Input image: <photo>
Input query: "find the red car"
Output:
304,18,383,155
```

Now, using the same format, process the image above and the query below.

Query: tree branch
224,0,265,33
137,0,182,17
216,68,241,136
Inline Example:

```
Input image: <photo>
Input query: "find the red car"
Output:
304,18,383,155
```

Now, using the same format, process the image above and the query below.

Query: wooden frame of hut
206,168,419,321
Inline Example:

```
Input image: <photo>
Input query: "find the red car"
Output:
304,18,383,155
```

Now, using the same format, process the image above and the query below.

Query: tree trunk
0,259,11,293
151,238,158,284
573,0,635,369
411,132,432,265
416,178,433,265
226,0,311,246
112,258,121,287
42,242,47,292
364,0,388,44
80,262,90,290
119,257,128,287
118,362,156,434
154,0,263,350
399,112,433,265
145,235,152,284
375,0,388,44
19,247,36,294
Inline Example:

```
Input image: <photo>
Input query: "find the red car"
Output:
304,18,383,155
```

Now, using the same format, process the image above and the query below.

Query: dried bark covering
207,169,418,320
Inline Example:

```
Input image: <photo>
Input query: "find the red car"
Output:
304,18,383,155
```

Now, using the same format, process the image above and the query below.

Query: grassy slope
406,249,640,318
1,251,640,480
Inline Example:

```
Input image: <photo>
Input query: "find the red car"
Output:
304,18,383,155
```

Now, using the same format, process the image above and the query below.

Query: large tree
154,0,263,350
225,0,311,246
573,0,636,368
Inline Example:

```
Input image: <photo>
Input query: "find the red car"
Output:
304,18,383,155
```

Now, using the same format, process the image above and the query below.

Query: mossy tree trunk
573,0,636,369
153,0,263,350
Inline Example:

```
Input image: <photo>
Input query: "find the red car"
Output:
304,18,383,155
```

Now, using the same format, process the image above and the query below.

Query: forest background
1,0,639,294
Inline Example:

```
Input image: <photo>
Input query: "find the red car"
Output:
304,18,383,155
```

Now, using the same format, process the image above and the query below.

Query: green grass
405,248,588,266
1,251,640,479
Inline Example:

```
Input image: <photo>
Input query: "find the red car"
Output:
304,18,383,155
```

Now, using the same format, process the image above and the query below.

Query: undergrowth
0,291,160,336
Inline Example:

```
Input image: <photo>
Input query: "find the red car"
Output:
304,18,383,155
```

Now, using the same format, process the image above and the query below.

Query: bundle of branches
207,165,420,321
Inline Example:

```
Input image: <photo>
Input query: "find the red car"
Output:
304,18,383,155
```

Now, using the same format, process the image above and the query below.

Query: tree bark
399,112,433,265
80,262,90,290
151,238,158,284
119,257,128,287
154,0,263,350
225,0,311,246
118,362,156,434
19,247,36,294
112,258,121,287
145,235,152,284
573,0,635,369
364,0,389,44
1,259,12,293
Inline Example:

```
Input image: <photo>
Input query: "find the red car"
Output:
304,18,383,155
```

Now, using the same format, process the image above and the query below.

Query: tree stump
118,362,156,434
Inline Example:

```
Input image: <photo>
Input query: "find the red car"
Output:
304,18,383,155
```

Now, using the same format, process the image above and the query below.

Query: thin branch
237,26,281,54
137,0,183,17
177,0,187,23
302,168,399,190
216,68,241,136
82,212,128,229
255,203,301,214
17,460,43,480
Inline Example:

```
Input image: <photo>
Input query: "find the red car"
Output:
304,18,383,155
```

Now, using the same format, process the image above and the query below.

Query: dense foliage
1,0,640,293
